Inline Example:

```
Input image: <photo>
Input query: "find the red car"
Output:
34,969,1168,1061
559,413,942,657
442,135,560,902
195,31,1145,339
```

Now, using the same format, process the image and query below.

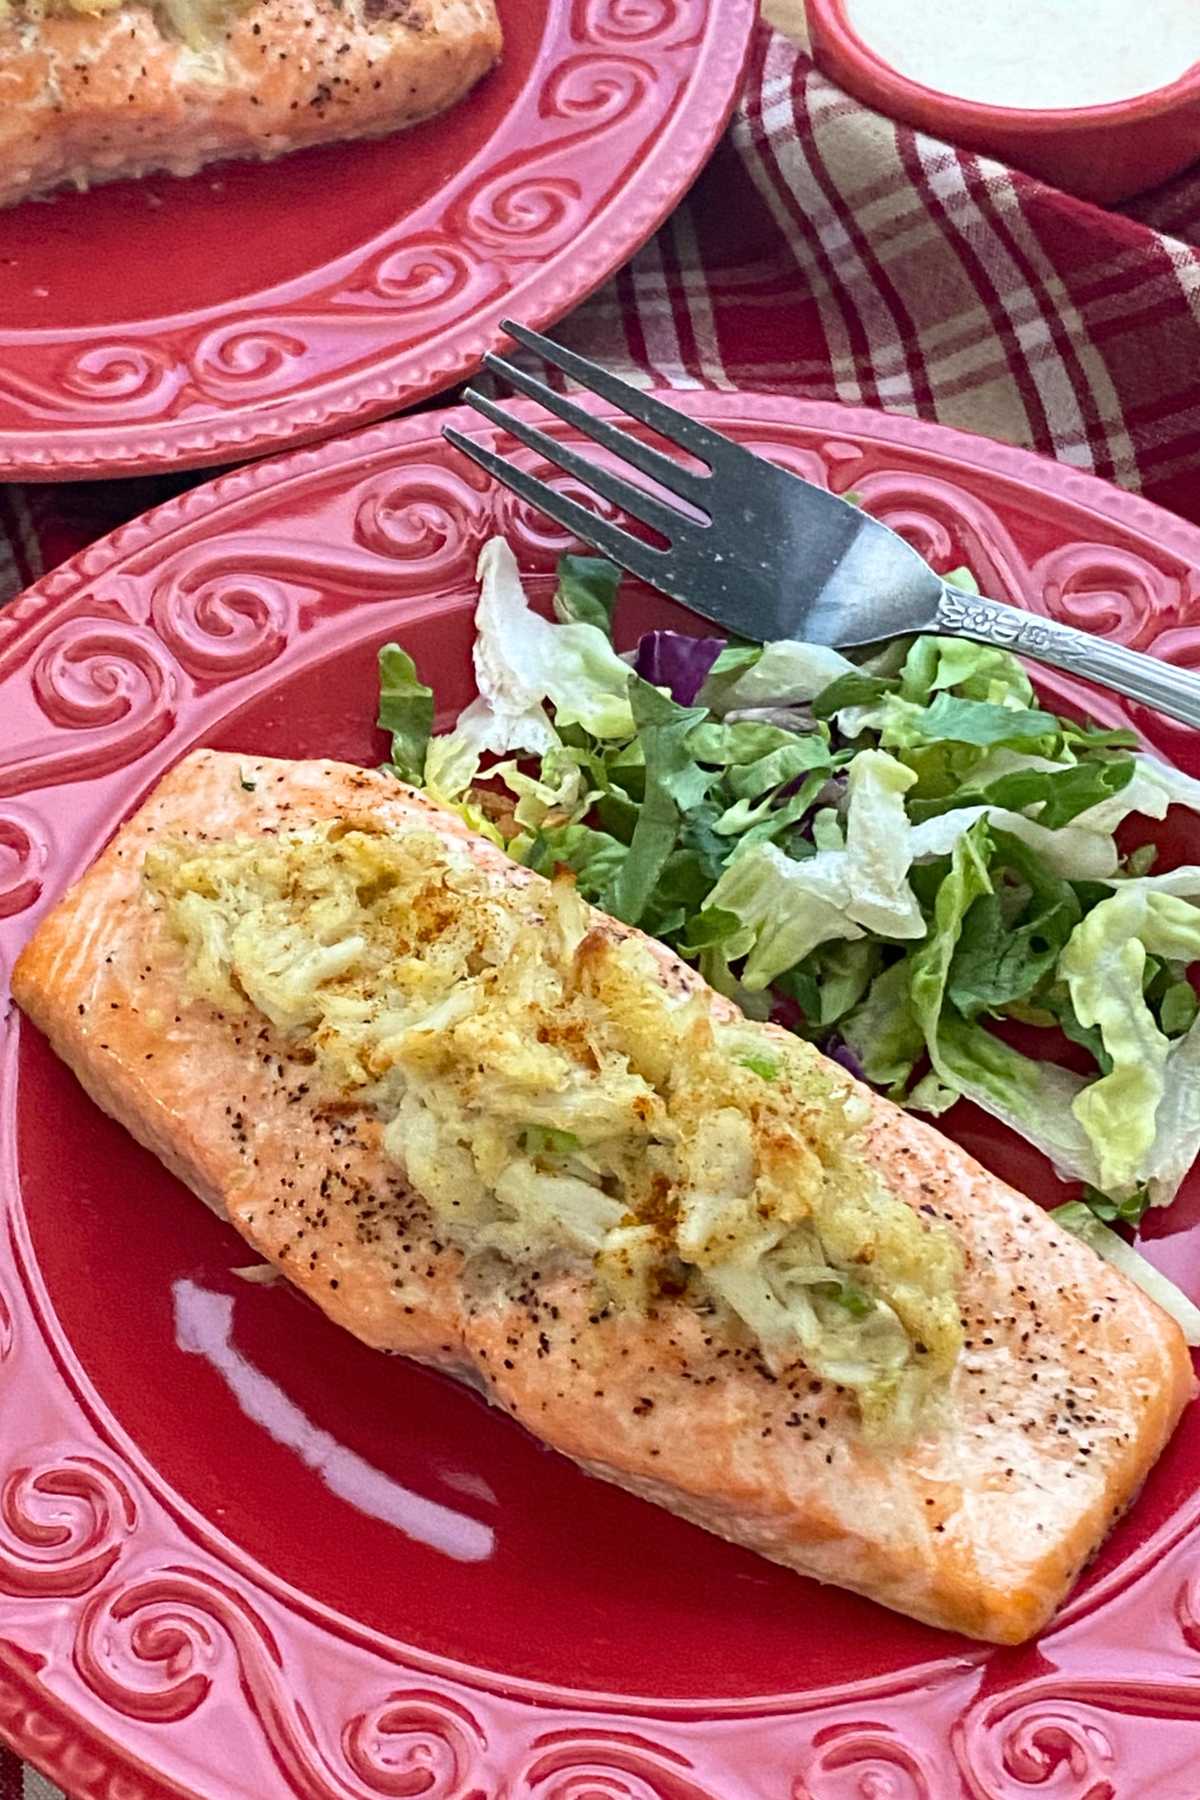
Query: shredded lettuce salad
376,537,1200,1336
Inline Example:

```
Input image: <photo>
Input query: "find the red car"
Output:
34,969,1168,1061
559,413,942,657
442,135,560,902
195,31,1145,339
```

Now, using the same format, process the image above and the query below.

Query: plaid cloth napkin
3,12,1200,611
5,11,1200,1796
2,1771,57,1799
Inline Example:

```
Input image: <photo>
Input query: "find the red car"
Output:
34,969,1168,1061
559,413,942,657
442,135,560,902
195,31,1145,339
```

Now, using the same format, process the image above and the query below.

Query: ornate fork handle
934,588,1200,730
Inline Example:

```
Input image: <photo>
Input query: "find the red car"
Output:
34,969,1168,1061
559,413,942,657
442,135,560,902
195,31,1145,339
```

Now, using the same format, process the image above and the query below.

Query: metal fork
444,321,1200,730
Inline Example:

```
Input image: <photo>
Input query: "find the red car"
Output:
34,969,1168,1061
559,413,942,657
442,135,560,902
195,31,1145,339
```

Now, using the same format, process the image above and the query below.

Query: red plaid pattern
4,16,1200,1796
0,1766,61,1800
3,21,1200,611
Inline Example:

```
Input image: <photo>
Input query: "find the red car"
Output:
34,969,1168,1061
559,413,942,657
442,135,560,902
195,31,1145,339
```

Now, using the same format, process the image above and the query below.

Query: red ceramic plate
3,394,1200,1800
0,0,754,483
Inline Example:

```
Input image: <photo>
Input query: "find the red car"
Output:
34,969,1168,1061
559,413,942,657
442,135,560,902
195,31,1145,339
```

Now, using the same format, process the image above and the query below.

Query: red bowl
805,0,1200,203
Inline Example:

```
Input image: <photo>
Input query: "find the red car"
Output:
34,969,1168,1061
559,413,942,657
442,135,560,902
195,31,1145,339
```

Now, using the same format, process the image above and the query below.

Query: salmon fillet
0,0,499,207
12,748,1195,1644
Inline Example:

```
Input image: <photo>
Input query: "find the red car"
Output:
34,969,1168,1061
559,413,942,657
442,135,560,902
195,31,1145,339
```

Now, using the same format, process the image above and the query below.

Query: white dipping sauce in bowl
843,0,1200,109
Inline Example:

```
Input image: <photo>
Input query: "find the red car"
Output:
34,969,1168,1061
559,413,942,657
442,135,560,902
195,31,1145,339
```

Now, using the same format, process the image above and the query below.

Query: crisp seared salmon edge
12,748,1195,1644
0,0,499,207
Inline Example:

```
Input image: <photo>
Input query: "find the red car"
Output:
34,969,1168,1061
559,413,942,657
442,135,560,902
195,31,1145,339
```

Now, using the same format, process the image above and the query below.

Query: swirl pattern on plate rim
2,398,1200,1797
0,0,756,477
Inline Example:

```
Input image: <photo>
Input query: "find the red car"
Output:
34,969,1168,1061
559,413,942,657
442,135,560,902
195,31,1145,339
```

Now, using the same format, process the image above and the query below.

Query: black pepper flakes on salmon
11,746,1195,1650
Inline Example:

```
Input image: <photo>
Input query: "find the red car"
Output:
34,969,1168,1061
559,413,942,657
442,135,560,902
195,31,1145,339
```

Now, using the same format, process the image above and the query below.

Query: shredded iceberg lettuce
374,536,1200,1231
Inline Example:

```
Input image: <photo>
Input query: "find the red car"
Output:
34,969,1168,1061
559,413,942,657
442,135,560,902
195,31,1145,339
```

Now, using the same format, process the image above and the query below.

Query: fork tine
461,388,701,546
482,351,711,509
500,320,735,469
442,425,674,589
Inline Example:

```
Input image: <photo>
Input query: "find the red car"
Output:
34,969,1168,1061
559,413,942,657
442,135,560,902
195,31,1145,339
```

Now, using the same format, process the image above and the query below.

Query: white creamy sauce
845,0,1200,109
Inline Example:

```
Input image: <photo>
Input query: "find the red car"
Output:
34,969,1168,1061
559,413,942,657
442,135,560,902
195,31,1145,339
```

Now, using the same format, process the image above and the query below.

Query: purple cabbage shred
825,1037,868,1082
770,990,806,1033
634,631,726,706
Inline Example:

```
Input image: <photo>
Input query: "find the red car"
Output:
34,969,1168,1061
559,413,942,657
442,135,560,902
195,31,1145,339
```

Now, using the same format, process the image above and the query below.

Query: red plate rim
0,0,756,482
7,393,1200,618
4,393,1200,1800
